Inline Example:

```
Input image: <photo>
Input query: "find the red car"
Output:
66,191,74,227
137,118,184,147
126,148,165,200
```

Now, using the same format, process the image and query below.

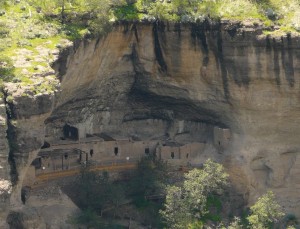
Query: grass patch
113,4,142,21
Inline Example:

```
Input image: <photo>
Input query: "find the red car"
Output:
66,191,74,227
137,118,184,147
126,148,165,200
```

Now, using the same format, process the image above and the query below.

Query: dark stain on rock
255,47,262,80
94,37,101,50
122,21,129,33
273,45,281,86
132,23,139,42
51,47,71,81
191,22,209,54
202,56,209,67
174,22,181,37
237,47,250,86
284,34,295,87
216,30,230,99
153,21,168,73
266,35,271,52
227,26,237,38
221,46,250,87
3,92,19,185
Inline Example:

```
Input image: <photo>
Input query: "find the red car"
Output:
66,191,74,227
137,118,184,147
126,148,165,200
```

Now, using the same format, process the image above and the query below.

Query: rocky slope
1,20,300,225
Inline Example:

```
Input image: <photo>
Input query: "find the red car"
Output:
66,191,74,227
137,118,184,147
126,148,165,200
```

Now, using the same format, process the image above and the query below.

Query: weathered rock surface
0,98,11,228
48,22,300,217
25,185,79,229
1,21,300,225
1,90,55,224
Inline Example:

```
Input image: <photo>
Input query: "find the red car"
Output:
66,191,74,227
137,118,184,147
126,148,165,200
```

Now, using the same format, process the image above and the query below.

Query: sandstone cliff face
48,21,300,216
1,21,300,224
1,83,56,227
0,98,11,227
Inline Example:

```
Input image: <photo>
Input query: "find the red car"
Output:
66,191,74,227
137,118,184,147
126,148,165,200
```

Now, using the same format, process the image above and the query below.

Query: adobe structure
23,123,231,187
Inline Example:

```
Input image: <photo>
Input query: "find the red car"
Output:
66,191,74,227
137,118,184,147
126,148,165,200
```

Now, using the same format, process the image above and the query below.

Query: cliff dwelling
1,4,300,226
23,123,231,186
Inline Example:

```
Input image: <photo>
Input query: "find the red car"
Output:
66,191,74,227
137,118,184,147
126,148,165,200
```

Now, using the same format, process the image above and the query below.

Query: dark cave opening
63,124,79,141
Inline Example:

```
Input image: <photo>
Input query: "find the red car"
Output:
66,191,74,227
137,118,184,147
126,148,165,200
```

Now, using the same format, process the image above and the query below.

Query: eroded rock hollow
2,21,300,223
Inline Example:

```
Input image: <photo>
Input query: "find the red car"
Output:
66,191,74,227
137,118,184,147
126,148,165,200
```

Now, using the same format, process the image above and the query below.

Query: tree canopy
160,159,291,229
247,191,285,229
160,159,229,229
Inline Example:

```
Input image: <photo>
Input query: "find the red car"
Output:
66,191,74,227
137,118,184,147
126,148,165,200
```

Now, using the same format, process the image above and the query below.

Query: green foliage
247,191,285,229
183,159,229,217
75,166,113,211
113,4,141,20
0,54,14,80
187,220,204,229
283,213,299,228
6,211,24,229
129,156,168,197
74,208,104,228
160,185,192,229
124,0,300,32
72,208,127,229
227,217,244,229
160,159,229,229
73,158,167,228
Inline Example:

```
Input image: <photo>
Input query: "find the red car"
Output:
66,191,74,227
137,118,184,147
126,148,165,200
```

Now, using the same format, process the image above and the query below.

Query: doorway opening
145,148,150,155
114,147,119,156
171,152,174,159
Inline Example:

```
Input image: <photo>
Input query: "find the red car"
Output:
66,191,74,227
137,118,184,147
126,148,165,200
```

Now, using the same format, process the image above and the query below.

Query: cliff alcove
48,21,300,216
1,20,300,226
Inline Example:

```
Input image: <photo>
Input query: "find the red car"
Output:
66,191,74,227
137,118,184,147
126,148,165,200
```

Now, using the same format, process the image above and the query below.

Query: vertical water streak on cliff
153,21,168,73
191,22,209,55
216,29,230,99
132,23,139,42
236,46,250,86
255,47,262,80
284,34,295,87
265,35,280,86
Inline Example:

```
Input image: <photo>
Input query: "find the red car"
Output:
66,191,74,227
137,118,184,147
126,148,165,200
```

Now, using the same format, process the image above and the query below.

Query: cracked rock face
1,21,300,223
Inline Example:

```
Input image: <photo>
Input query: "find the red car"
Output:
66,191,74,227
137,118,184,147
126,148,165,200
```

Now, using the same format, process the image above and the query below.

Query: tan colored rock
2,21,300,225
49,22,300,217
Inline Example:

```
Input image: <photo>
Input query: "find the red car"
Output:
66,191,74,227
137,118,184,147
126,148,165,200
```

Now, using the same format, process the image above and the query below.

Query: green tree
75,165,111,212
130,156,168,197
160,159,229,229
74,208,103,229
107,183,126,217
227,217,244,229
160,186,191,229
84,0,112,35
247,191,284,229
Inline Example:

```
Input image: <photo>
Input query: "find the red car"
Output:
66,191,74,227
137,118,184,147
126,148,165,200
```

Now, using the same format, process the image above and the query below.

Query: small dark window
64,154,68,159
171,152,174,159
186,153,189,159
145,148,150,155
218,141,221,145
90,149,94,157
114,147,119,156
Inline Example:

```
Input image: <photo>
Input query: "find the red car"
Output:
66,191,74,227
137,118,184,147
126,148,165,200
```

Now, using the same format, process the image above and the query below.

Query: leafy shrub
0,55,14,79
